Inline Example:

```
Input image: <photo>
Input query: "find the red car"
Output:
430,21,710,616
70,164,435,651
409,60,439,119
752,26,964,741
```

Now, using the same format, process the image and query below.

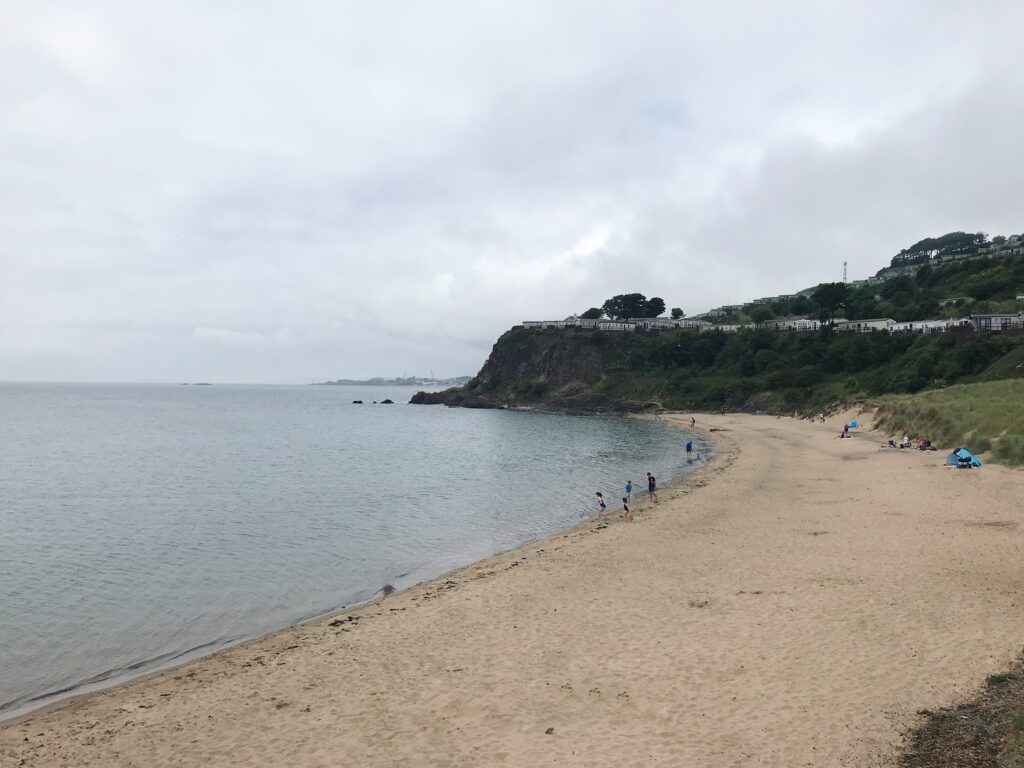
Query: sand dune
3,412,1022,767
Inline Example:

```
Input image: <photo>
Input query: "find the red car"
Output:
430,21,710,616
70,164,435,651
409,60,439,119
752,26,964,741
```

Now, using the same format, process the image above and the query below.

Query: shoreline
0,414,708,726
5,412,1023,767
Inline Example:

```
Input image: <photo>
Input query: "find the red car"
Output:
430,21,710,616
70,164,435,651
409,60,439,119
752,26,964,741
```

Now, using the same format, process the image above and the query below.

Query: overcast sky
2,2,1022,383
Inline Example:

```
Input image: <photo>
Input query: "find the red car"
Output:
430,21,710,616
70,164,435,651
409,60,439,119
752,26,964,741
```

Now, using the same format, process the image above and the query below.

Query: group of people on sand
596,472,659,522
832,422,937,451
887,434,935,451
594,417,700,522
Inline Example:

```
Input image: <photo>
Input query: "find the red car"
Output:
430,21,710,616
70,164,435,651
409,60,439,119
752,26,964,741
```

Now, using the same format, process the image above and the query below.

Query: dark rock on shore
410,386,646,414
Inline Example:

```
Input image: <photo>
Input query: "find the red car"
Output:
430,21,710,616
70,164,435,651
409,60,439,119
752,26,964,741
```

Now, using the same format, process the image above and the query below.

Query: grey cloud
2,2,1023,381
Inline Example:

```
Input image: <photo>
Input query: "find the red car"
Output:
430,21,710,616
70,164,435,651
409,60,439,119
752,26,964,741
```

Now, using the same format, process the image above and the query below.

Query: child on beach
622,497,632,522
596,492,606,515
646,473,658,503
685,441,693,461
625,480,633,503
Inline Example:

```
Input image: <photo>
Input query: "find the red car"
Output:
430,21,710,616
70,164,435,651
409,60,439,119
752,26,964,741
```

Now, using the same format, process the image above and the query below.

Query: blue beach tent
946,448,982,468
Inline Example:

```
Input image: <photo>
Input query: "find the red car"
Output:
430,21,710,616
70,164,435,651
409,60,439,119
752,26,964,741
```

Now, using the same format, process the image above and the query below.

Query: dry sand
3,411,1023,767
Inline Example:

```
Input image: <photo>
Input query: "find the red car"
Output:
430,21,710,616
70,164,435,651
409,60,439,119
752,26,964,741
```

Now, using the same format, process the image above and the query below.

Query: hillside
414,235,1024,416
875,379,1024,466
412,325,1022,413
724,249,1024,325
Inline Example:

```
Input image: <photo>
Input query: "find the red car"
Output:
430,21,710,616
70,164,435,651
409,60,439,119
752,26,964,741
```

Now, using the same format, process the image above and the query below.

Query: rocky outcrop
410,328,646,412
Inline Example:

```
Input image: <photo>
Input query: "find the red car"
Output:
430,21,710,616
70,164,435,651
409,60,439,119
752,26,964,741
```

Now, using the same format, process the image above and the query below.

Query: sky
2,1,1023,383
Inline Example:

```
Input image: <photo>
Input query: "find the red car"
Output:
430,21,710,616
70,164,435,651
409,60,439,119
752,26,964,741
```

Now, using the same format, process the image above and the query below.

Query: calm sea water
0,383,710,718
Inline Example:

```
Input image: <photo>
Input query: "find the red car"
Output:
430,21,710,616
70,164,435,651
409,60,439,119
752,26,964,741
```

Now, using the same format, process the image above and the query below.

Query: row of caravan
518,317,712,332
518,312,1024,335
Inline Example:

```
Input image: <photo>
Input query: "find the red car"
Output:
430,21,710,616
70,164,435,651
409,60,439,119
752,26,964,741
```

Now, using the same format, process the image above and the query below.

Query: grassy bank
874,380,1024,466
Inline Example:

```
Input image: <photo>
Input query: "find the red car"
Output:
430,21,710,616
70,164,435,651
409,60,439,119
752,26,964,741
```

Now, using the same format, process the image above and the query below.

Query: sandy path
3,412,1023,767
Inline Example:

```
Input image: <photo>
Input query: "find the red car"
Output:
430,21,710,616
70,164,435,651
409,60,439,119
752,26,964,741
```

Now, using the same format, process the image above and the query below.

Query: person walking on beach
596,492,606,515
625,480,633,503
646,472,658,503
685,440,693,461
622,497,632,522
691,416,696,428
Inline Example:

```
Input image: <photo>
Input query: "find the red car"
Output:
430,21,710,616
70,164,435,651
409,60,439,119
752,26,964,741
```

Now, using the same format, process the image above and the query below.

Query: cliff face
411,329,640,411
412,323,1024,413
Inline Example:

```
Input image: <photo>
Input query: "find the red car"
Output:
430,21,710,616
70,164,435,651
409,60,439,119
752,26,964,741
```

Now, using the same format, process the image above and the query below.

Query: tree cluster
740,252,1024,325
890,231,988,268
581,293,671,320
587,323,1018,409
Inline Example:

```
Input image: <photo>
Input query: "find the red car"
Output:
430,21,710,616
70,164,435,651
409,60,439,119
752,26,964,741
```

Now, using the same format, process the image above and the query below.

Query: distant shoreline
312,377,471,387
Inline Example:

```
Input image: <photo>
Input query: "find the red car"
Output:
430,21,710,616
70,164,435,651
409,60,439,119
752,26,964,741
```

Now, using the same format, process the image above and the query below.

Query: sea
0,382,711,719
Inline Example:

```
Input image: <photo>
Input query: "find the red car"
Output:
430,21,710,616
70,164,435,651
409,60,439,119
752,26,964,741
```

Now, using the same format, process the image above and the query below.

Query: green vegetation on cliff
416,325,1022,415
751,251,1024,324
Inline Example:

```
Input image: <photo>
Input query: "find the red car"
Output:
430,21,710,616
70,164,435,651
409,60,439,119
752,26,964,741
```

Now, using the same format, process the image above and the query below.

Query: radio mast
843,261,848,284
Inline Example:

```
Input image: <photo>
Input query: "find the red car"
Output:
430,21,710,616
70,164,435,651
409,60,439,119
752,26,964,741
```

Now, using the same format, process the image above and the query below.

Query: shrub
966,434,992,454
994,435,1024,466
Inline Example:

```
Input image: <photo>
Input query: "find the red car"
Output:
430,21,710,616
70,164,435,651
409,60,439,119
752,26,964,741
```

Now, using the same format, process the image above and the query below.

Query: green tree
602,293,649,320
670,307,685,320
644,297,666,317
880,275,914,300
754,348,775,372
748,304,775,324
914,263,934,287
580,307,603,320
791,295,813,315
812,282,849,322
893,231,987,263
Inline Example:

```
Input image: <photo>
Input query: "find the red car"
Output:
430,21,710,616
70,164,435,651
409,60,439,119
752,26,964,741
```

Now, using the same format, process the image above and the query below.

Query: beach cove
4,413,1023,767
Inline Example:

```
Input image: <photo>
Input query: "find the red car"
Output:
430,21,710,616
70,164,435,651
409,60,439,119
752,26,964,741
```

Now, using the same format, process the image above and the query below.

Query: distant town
313,376,473,387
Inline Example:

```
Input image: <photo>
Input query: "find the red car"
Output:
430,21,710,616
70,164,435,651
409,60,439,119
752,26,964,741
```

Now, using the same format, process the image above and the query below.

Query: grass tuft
987,672,1020,687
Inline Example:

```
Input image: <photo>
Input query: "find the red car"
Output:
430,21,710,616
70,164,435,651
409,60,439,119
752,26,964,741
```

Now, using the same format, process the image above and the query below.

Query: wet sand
3,411,1023,767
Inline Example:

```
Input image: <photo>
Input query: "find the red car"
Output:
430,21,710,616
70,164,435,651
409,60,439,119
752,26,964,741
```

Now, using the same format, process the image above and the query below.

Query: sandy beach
3,411,1023,767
